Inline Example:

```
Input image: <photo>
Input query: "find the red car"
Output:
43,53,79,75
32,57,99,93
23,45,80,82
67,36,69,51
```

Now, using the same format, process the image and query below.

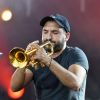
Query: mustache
43,39,56,44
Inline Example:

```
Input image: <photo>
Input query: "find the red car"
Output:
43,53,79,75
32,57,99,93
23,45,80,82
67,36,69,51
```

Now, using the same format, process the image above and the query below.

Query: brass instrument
9,41,54,68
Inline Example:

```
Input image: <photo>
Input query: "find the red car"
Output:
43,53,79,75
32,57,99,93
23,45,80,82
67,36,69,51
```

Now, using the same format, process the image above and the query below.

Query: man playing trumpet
10,14,89,100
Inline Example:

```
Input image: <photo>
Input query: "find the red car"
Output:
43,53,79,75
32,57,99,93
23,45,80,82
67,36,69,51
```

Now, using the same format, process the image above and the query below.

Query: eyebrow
51,30,59,32
43,29,48,31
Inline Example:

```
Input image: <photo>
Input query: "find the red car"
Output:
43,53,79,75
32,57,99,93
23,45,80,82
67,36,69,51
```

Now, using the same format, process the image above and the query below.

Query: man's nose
46,33,52,40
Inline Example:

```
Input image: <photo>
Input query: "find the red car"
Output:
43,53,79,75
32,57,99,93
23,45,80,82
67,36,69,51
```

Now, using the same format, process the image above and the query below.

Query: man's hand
26,40,50,67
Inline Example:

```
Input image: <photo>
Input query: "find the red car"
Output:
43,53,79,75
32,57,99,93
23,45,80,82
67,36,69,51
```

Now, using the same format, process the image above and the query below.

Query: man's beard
43,39,65,53
53,41,64,53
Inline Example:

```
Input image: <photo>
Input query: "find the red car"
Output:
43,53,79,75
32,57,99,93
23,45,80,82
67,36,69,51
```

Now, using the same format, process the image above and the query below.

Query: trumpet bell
9,47,28,68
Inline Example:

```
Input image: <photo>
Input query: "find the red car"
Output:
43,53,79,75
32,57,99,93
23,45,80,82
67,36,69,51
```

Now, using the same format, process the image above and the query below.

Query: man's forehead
42,26,65,33
43,26,60,30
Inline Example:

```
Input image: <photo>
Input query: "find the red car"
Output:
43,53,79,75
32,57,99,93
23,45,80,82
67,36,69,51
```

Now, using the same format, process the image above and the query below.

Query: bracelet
48,57,52,68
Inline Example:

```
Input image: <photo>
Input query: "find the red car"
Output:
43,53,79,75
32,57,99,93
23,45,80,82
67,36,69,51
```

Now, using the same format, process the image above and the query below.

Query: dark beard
43,39,64,53
53,41,64,53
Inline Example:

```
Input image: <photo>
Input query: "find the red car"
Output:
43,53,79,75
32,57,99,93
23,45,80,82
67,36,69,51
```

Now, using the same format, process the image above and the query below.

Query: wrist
48,57,52,68
44,57,52,68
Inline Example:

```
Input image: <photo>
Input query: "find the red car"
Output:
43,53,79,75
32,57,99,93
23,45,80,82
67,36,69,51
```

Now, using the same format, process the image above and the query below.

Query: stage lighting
0,52,3,55
0,52,3,58
1,9,13,21
8,87,24,99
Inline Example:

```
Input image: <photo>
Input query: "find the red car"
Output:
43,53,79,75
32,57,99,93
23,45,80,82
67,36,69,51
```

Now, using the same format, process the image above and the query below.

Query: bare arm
10,41,40,92
44,58,86,91
10,68,33,92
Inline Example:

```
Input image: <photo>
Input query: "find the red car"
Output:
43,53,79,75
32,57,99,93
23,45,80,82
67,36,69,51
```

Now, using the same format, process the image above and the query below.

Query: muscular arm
10,68,33,92
45,58,86,91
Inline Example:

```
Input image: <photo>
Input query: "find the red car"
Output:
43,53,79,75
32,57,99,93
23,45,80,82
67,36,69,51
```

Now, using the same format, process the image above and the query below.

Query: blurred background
0,0,100,100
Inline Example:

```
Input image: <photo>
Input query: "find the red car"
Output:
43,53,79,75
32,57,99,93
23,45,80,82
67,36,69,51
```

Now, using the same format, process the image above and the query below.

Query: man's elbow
10,85,18,92
72,84,80,91
10,84,18,92
70,81,81,91
10,82,21,92
64,81,81,91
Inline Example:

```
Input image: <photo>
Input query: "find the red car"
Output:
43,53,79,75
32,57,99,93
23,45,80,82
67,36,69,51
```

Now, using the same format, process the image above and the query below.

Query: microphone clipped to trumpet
9,41,54,69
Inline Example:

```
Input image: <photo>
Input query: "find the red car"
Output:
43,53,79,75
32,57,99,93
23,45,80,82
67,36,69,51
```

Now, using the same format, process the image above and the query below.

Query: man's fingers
31,40,39,44
26,40,39,51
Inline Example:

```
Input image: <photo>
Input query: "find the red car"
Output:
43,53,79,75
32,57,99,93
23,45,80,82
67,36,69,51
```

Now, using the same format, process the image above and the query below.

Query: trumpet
9,41,54,68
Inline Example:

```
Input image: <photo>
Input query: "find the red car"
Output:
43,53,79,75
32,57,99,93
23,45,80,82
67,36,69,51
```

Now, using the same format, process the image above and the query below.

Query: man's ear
65,32,70,41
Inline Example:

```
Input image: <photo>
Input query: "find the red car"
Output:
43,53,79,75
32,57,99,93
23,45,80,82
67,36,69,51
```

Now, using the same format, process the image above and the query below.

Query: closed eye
43,30,48,34
52,30,59,35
